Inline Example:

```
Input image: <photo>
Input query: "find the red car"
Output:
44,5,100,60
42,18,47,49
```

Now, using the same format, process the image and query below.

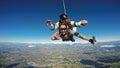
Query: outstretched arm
69,30,96,45
70,20,88,27
47,20,59,30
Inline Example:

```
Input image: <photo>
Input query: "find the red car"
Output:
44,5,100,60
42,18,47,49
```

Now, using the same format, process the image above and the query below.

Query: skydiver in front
51,24,96,45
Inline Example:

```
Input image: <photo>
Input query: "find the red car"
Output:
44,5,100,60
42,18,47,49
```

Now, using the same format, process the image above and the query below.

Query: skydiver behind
51,24,96,45
47,13,88,42
47,13,88,31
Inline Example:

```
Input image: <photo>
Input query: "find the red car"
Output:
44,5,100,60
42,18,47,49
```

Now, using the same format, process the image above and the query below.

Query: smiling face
60,25,67,35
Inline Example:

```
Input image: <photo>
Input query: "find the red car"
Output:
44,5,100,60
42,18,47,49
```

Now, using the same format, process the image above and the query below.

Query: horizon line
0,39,120,44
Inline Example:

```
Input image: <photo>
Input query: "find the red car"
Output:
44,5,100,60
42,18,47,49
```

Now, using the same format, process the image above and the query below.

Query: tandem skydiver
47,13,88,42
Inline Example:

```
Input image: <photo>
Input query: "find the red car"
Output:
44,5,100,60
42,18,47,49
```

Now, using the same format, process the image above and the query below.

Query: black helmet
60,14,68,20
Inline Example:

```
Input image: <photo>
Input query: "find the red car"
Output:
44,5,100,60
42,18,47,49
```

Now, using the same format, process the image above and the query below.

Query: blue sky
0,0,120,43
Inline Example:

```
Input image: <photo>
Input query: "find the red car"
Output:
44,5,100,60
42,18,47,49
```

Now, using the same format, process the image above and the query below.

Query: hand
47,20,52,25
81,20,88,26
55,32,60,40
51,32,60,40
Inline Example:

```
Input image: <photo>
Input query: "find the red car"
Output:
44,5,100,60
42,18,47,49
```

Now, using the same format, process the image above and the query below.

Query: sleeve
70,21,82,27
54,22,59,30
47,24,54,30
47,22,59,30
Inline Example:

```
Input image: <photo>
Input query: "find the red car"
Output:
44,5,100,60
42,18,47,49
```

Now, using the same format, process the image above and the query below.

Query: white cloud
100,45,115,48
39,40,89,45
28,45,36,47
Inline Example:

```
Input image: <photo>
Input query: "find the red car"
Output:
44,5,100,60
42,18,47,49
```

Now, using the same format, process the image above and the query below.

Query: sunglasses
60,28,66,30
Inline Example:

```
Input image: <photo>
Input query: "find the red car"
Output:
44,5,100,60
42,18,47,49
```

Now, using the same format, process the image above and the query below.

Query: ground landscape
0,41,120,68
